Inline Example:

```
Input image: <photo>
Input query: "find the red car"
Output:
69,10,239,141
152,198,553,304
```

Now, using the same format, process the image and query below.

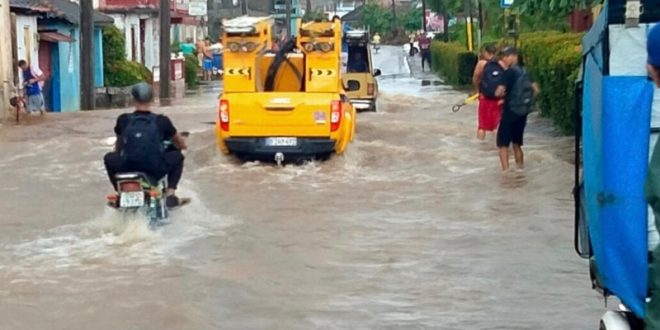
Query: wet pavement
0,46,602,329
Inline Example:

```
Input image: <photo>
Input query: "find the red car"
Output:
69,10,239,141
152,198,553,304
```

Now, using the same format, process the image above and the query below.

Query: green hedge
184,54,199,89
105,60,153,87
517,32,583,133
430,42,478,85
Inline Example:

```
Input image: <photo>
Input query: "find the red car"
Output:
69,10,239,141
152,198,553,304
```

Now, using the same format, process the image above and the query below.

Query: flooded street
0,46,601,329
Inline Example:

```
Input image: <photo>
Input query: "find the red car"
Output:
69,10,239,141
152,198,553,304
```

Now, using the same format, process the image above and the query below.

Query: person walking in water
418,32,432,72
643,23,660,330
472,44,503,140
494,47,540,171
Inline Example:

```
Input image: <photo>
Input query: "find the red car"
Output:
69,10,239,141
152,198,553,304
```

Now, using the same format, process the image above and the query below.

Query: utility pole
0,0,13,122
477,0,484,49
422,0,427,32
80,0,94,110
159,0,171,101
207,0,218,41
463,0,473,51
285,0,291,38
241,0,248,15
391,0,397,36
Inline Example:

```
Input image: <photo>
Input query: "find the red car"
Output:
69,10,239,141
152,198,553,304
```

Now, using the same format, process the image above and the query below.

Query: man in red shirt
471,44,502,140
418,33,432,72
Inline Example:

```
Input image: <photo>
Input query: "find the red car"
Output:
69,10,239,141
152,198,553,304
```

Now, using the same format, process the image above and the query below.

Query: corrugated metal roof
9,0,52,12
10,0,115,25
45,0,115,25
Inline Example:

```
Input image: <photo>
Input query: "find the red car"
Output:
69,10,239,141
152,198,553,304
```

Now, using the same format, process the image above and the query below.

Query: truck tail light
367,83,375,96
219,99,230,131
331,100,342,132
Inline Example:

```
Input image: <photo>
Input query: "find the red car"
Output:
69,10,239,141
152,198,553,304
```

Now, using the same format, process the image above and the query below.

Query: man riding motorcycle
372,32,381,53
103,82,189,208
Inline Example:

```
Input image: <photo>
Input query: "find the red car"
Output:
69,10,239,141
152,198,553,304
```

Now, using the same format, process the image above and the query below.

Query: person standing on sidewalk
494,47,540,171
643,23,660,330
472,44,503,140
408,32,416,57
18,60,45,116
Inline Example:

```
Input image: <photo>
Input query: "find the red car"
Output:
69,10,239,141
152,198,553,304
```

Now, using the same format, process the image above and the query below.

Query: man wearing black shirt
495,47,539,171
104,83,188,208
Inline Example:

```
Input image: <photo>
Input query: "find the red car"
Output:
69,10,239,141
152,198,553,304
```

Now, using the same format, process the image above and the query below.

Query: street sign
189,2,207,16
500,0,514,9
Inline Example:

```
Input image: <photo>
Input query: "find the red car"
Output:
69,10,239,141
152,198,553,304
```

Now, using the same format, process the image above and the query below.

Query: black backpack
508,67,535,117
479,61,505,99
120,114,165,173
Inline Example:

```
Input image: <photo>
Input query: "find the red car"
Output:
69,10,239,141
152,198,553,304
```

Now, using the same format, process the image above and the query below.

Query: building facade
10,0,112,112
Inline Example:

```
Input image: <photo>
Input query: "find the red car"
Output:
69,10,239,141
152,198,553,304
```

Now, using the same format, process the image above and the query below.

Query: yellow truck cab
342,29,381,112
216,16,356,162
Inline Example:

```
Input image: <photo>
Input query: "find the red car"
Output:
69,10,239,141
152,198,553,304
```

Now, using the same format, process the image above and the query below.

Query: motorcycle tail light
120,181,141,192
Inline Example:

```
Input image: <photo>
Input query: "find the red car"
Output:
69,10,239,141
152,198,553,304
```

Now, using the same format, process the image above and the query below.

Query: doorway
23,26,31,63
131,26,138,62
38,41,53,111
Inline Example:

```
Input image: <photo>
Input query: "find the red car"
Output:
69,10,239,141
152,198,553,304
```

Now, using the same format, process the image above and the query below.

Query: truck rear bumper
350,99,375,111
225,137,336,160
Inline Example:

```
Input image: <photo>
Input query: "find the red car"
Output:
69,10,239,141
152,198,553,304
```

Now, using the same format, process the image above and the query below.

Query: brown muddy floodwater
0,46,601,329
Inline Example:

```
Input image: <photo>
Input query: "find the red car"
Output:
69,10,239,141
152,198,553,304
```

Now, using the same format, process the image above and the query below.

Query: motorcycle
106,132,189,228
108,172,169,228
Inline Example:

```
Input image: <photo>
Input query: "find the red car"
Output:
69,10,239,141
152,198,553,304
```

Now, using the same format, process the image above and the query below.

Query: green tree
360,1,394,36
402,7,423,32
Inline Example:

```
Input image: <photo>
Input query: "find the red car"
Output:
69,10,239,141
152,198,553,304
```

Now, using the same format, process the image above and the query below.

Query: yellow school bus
216,16,355,163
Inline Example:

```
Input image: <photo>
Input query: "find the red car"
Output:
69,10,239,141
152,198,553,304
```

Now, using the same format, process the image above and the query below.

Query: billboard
189,1,207,16
425,10,445,33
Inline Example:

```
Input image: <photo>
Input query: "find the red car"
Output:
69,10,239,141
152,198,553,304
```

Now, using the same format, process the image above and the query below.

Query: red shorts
477,96,502,131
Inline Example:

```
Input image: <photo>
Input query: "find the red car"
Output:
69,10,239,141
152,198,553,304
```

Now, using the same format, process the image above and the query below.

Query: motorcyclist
372,32,381,52
103,82,189,208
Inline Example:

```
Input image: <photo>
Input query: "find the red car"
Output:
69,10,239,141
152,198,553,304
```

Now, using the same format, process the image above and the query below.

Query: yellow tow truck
343,29,381,112
216,16,356,163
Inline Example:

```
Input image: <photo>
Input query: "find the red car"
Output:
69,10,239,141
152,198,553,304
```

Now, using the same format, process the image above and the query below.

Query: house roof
45,0,115,25
9,0,52,13
340,5,364,22
10,0,115,26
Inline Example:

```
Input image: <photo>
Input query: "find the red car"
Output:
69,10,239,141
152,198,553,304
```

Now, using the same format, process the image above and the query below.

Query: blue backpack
479,60,505,99
120,114,165,173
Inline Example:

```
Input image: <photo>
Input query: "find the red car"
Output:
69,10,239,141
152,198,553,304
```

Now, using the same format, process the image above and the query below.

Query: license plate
120,191,145,208
265,137,297,147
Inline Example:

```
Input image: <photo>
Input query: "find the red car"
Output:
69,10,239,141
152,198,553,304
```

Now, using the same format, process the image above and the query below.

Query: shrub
517,32,582,133
184,54,199,89
105,60,153,87
430,41,478,85
102,26,153,87
102,26,125,65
